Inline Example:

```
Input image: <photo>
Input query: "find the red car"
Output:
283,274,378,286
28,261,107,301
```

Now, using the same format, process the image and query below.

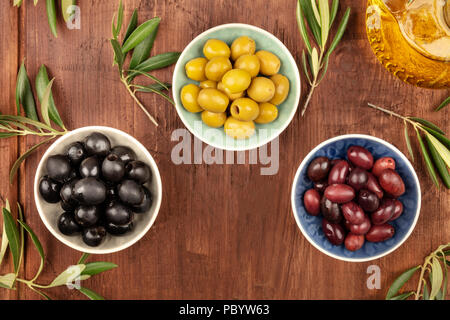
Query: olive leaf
318,0,330,47
386,265,420,300
416,129,439,188
127,69,169,91
17,220,45,282
329,0,339,27
45,0,58,38
0,273,16,289
80,262,117,276
423,127,450,149
430,257,444,299
404,121,414,162
388,291,415,300
122,19,160,54
110,39,124,72
77,252,90,265
16,62,38,120
324,7,350,59
426,135,450,189
0,200,11,267
13,0,23,7
122,9,138,45
423,281,430,300
409,117,445,135
296,4,312,54
131,52,181,75
36,65,64,129
129,18,160,70
112,0,123,40
78,287,105,300
39,78,55,127
48,264,86,288
61,0,77,23
2,208,20,273
427,133,450,168
436,96,450,112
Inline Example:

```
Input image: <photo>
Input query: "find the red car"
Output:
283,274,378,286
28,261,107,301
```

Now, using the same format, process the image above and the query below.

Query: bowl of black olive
34,126,162,254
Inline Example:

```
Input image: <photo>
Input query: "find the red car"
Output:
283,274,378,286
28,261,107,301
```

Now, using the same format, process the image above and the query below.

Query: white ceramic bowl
172,23,301,151
291,134,421,262
34,126,162,254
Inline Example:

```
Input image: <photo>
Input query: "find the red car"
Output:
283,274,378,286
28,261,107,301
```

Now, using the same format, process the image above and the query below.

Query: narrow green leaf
0,273,16,289
430,257,443,299
386,265,420,299
17,220,45,271
49,264,86,288
61,0,77,23
426,135,450,189
80,262,118,276
296,1,312,55
129,18,160,70
316,55,329,85
29,286,51,300
2,208,20,272
422,127,450,149
436,96,450,111
311,47,319,78
329,0,339,28
45,0,58,37
16,62,39,120
39,78,55,127
427,133,450,168
416,129,439,188
122,18,161,54
404,122,415,162
0,200,10,267
13,0,23,7
299,0,322,46
134,85,174,105
78,287,105,300
0,115,53,132
15,204,24,277
435,259,447,300
129,52,180,77
310,0,322,27
409,117,445,135
423,281,430,300
34,0,39,5
10,136,55,184
389,291,415,300
36,65,64,128
127,70,169,91
122,9,138,45
132,82,171,92
325,7,350,59
110,39,124,72
77,252,90,265
112,0,123,39
318,0,330,47
301,50,312,85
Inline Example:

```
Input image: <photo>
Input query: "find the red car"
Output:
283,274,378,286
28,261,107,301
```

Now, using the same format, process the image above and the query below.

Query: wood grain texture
0,0,449,300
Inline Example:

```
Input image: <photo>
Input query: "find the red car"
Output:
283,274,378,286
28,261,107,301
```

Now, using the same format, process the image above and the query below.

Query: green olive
180,84,203,113
217,82,245,100
255,102,278,124
230,98,260,121
205,57,232,82
199,80,217,89
231,36,256,61
269,74,290,105
255,50,281,76
197,88,229,113
234,54,260,78
185,57,208,81
221,69,251,94
201,110,227,128
224,117,255,139
203,39,231,60
247,77,275,102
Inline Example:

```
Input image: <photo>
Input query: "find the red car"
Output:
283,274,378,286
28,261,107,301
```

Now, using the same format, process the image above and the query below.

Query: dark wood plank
4,0,449,299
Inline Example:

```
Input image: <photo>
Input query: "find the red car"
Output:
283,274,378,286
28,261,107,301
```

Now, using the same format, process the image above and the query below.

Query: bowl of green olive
172,23,301,151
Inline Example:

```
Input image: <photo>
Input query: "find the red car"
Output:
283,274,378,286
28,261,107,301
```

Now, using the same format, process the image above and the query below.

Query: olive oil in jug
366,0,450,88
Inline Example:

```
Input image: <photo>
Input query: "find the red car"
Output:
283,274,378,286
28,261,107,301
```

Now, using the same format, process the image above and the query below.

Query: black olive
105,201,133,225
102,154,125,182
39,176,61,203
73,177,106,205
110,146,136,164
117,180,144,205
82,226,106,247
125,160,151,184
79,156,101,178
66,142,86,165
46,155,71,182
131,186,152,213
84,132,111,157
105,221,133,235
74,205,100,227
58,212,81,235
60,178,79,206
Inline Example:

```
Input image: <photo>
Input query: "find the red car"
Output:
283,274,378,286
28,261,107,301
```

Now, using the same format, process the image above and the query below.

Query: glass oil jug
366,0,450,89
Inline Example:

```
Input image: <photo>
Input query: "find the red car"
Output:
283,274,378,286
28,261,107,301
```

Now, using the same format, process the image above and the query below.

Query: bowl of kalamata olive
291,134,421,262
34,126,162,254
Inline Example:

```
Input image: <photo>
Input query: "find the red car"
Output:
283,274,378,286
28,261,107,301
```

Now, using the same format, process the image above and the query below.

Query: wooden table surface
0,0,448,300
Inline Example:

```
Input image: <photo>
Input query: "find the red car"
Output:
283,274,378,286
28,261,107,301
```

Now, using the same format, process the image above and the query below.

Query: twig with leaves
13,0,77,38
386,243,449,300
296,0,351,116
436,96,450,112
2,62,69,183
0,200,117,300
367,103,450,189
110,0,181,126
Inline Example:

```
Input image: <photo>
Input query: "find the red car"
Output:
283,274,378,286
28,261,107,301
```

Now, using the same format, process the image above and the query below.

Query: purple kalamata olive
389,200,404,221
348,214,371,235
347,146,374,170
372,157,395,177
347,168,369,191
324,184,355,204
358,189,380,212
307,157,331,182
345,233,365,251
365,224,395,242
322,219,346,245
341,201,365,225
366,172,384,199
378,169,405,197
320,196,342,223
304,189,321,216
328,160,350,185
371,198,396,225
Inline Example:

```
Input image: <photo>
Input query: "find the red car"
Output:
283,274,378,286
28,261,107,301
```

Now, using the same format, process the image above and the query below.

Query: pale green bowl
172,23,301,151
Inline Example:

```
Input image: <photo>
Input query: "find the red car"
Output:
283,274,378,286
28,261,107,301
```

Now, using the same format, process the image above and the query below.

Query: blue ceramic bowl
291,134,421,262
172,23,301,151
